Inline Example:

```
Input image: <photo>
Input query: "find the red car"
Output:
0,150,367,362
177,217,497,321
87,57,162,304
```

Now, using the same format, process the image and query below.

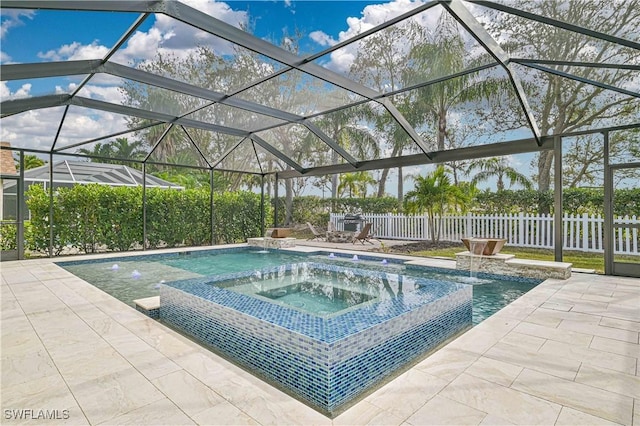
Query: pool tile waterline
160,262,472,416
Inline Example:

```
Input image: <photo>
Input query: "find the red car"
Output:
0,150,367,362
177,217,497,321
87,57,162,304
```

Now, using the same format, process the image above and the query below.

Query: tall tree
468,157,533,191
403,11,510,152
350,21,425,200
483,0,640,202
77,142,115,160
337,171,376,198
562,130,640,188
19,155,45,170
310,99,380,198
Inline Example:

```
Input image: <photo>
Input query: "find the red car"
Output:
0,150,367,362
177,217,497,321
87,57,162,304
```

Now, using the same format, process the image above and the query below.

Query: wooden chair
353,222,373,244
306,222,325,241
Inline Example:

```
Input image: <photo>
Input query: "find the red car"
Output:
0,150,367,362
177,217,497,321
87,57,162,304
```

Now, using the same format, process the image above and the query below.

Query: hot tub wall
160,284,471,417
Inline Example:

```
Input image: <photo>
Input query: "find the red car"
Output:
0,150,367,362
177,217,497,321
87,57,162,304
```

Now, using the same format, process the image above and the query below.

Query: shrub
25,184,267,254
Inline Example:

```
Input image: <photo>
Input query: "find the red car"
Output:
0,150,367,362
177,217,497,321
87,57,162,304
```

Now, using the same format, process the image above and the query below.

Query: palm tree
468,157,533,191
404,166,468,243
309,97,380,198
111,137,146,161
21,154,45,170
77,142,115,160
349,22,425,200
337,171,376,198
404,12,509,151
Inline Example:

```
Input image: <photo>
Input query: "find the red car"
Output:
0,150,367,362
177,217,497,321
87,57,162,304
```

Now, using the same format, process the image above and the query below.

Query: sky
0,0,554,194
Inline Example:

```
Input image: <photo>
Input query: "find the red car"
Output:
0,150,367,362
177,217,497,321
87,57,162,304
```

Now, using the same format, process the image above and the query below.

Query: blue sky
1,0,433,147
0,0,538,194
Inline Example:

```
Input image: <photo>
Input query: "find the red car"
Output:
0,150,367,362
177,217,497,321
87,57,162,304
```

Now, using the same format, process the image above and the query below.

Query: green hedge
25,184,268,255
472,188,640,216
0,223,17,251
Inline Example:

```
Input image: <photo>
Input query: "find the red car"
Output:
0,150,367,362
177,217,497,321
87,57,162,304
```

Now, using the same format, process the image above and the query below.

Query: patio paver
1,244,638,425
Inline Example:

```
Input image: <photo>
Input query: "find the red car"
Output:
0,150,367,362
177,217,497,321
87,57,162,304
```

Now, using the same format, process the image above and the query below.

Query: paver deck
1,245,638,425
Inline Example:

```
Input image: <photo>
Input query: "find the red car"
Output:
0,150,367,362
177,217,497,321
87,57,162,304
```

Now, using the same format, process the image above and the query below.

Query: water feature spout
468,238,487,281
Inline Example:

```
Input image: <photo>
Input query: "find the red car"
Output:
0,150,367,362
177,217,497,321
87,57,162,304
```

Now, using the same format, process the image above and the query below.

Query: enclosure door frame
604,131,640,277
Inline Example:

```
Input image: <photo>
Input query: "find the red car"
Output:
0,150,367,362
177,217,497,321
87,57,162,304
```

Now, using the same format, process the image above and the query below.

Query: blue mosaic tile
135,305,160,319
160,262,472,416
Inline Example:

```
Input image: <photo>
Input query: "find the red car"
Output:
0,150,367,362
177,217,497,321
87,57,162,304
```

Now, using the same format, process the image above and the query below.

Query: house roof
6,160,182,189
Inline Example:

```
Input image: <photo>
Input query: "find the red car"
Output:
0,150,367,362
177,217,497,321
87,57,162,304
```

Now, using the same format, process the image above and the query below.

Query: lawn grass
401,244,627,274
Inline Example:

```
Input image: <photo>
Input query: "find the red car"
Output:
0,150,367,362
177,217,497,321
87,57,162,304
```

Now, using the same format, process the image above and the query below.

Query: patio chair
353,222,374,245
306,222,325,241
327,221,337,233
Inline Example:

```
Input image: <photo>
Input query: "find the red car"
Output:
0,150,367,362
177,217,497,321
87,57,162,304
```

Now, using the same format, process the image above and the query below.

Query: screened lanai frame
1,0,639,272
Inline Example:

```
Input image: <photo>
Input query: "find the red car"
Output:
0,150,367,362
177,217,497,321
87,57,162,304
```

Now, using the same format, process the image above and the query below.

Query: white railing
329,212,640,255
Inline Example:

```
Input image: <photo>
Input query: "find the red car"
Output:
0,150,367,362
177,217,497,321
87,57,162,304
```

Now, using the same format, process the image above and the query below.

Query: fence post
466,212,472,237
518,212,524,245
582,213,589,251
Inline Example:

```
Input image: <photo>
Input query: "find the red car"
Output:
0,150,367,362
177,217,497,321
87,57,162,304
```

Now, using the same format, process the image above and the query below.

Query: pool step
134,296,160,319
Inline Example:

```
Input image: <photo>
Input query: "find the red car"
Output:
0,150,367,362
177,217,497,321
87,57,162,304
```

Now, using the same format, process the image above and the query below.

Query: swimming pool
57,247,541,416
58,247,541,324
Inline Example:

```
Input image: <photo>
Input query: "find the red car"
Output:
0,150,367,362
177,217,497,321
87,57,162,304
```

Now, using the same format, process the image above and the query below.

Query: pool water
218,269,379,316
57,248,541,324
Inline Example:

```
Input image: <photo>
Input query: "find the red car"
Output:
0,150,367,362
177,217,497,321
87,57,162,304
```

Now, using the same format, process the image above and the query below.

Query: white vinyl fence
329,212,640,255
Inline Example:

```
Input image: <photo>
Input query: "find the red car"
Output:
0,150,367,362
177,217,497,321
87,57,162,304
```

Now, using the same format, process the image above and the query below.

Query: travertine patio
1,245,638,425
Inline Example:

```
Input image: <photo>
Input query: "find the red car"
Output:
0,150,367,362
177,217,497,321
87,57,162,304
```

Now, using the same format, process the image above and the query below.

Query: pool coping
2,243,638,425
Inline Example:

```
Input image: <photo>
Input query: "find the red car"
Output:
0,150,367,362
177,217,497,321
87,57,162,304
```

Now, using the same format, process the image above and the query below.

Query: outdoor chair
353,222,374,244
306,222,325,241
327,221,337,233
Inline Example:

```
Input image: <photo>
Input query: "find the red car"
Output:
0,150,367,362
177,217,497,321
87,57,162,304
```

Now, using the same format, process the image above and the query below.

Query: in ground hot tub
160,262,472,417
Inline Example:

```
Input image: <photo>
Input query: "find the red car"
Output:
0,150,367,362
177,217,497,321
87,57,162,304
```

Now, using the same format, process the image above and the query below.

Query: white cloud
29,1,248,67
113,0,248,65
310,0,439,73
1,105,133,152
0,107,67,151
2,0,249,153
38,41,110,61
1,9,35,39
309,31,336,47
52,82,125,104
0,50,11,63
1,81,32,100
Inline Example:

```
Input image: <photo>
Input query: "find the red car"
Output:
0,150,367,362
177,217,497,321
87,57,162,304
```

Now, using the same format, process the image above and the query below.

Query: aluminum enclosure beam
470,0,640,51
69,96,249,137
277,136,557,179
0,1,158,12
443,0,542,145
250,135,304,173
520,63,640,98
512,59,640,71
100,62,304,123
303,120,358,166
1,95,70,116
1,60,102,81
